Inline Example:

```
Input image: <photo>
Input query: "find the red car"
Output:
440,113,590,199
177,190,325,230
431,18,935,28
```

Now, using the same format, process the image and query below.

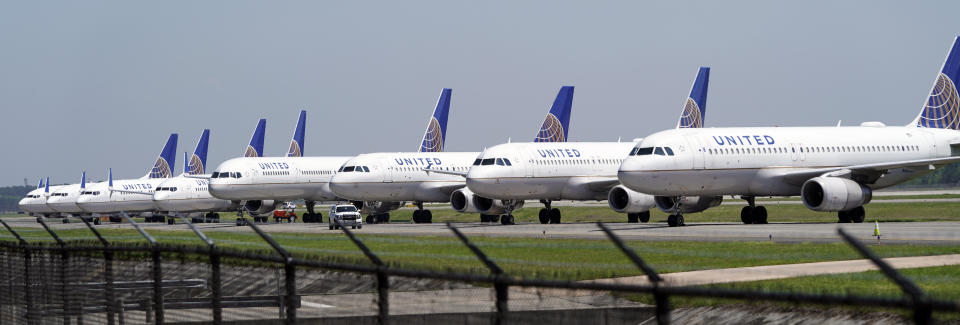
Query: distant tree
0,185,33,212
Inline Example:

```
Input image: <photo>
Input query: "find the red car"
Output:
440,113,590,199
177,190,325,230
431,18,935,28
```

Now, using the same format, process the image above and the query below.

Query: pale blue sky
2,1,959,185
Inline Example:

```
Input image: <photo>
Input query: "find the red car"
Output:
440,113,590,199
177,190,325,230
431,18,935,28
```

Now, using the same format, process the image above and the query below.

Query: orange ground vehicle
273,209,298,223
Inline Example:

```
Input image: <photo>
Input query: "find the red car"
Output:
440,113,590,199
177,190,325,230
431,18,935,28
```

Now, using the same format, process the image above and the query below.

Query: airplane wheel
753,206,768,224
167,218,175,225
667,215,678,227
329,224,334,230
424,210,432,223
549,208,561,224
677,215,685,226
62,219,70,224
357,225,362,229
837,210,851,223
538,209,550,224
639,211,650,223
352,225,356,229
500,215,514,225
317,213,323,223
851,206,865,223
740,206,755,224
627,213,638,223
236,218,243,226
93,218,101,225
412,210,422,223
213,213,220,223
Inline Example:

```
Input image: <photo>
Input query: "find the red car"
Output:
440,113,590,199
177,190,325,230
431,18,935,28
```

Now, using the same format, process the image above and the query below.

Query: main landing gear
740,196,768,224
302,201,323,223
838,206,866,223
537,200,561,224
412,202,433,223
366,213,390,224
480,214,515,224
666,197,686,227
627,211,651,223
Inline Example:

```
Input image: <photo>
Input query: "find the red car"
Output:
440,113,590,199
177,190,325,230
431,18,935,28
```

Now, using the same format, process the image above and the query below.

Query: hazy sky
2,1,959,186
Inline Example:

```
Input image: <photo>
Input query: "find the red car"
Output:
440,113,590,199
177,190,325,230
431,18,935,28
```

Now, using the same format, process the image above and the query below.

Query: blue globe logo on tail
188,154,205,175
918,73,960,130
535,113,566,142
419,117,445,152
149,158,172,179
678,98,704,128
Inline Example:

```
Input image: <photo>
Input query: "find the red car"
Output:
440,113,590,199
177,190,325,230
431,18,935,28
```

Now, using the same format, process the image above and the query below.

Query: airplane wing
575,177,621,193
422,166,467,177
779,156,960,186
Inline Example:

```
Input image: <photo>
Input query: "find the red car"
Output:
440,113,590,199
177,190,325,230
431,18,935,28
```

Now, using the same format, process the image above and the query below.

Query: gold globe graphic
535,114,565,142
678,98,703,129
420,118,444,152
287,140,302,157
244,145,260,158
150,159,171,179
189,154,205,175
920,73,960,130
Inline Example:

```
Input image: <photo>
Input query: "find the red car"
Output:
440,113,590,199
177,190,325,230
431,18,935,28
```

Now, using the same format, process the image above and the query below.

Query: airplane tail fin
36,178,43,189
80,171,86,189
188,129,210,175
148,134,178,179
44,177,49,193
914,36,960,130
246,119,266,157
109,168,113,188
419,88,452,152
677,67,710,128
287,110,307,157
534,86,574,142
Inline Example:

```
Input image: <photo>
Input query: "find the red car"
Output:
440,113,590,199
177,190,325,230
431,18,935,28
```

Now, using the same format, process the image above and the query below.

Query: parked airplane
18,178,62,218
44,171,101,220
153,129,240,224
208,111,351,225
462,68,710,224
618,37,960,227
330,87,573,224
76,134,178,222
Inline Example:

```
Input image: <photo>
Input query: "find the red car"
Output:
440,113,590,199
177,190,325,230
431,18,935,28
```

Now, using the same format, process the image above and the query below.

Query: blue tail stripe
36,178,43,189
247,119,266,157
149,134,178,178
44,177,49,193
189,129,210,175
917,36,960,130
419,88,452,152
108,168,113,187
678,67,710,128
80,171,86,189
287,110,307,157
534,86,574,142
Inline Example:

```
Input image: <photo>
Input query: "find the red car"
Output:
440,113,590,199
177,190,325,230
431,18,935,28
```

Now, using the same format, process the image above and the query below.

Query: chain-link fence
0,216,957,325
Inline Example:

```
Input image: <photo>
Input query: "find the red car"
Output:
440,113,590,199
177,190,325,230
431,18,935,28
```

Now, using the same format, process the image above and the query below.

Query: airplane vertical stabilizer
419,88,452,152
534,86,574,142
80,171,86,189
914,36,960,130
246,119,266,157
148,134,178,179
287,110,307,157
37,178,43,189
189,129,210,175
677,67,710,128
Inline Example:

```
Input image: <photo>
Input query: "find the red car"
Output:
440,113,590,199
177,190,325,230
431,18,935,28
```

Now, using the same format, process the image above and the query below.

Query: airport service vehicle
18,178,63,218
618,37,960,227
208,111,351,224
153,129,239,224
463,68,710,224
76,134,178,222
328,204,362,229
329,88,461,224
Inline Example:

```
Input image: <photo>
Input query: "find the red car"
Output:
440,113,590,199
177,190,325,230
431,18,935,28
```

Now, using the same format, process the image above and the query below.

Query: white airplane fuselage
154,176,238,213
46,183,102,216
18,187,62,216
208,157,350,201
467,142,636,201
77,178,166,214
329,152,478,202
618,125,960,197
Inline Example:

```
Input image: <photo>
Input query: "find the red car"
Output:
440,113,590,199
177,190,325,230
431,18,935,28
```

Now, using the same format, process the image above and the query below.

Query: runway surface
9,217,960,245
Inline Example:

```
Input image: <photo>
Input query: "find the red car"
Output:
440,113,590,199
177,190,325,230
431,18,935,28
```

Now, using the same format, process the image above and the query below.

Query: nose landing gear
667,197,686,227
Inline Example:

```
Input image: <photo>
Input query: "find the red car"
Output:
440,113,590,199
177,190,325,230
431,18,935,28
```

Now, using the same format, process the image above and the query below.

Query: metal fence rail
0,217,957,324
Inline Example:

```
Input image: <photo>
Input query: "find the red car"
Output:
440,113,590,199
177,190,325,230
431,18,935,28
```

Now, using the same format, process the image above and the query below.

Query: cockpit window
473,159,482,166
654,147,665,156
664,147,675,156
495,158,505,166
343,166,355,172
362,166,370,172
211,172,220,178
503,158,512,166
633,147,654,156
481,158,495,165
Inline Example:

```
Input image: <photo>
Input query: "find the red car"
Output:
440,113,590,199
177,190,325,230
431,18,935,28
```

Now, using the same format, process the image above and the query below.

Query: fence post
37,217,73,325
597,223,670,325
80,216,116,325
245,220,297,324
120,214,164,324
446,223,509,325
0,219,37,325
837,228,932,325
177,216,222,324
337,220,389,325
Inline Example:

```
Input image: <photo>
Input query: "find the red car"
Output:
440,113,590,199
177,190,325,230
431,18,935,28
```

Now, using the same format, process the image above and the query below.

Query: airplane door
381,162,393,183
687,137,706,169
523,152,534,178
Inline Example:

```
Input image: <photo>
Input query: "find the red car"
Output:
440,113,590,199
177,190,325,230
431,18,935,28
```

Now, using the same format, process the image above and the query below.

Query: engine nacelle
244,200,280,216
354,200,402,215
450,188,481,213
801,177,872,211
472,196,524,215
607,185,655,213
654,195,723,214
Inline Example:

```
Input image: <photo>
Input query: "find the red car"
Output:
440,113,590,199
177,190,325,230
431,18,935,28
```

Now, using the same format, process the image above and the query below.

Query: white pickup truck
329,204,362,230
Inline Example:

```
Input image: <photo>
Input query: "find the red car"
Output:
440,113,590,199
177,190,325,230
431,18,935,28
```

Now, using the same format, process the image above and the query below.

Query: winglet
189,129,210,175
677,67,710,128
287,110,306,157
534,86,574,142
246,119,266,157
80,171,86,189
914,36,960,130
149,133,178,178
419,88,452,152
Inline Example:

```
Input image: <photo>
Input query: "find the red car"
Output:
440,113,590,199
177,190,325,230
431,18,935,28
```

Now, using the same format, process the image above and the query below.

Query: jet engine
801,177,872,211
244,200,280,215
654,195,723,214
472,196,524,215
450,188,481,213
607,185,656,213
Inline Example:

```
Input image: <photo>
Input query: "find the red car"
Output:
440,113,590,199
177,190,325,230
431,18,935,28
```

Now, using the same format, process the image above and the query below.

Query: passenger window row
533,158,622,166
705,145,921,155
302,170,333,175
263,171,290,176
